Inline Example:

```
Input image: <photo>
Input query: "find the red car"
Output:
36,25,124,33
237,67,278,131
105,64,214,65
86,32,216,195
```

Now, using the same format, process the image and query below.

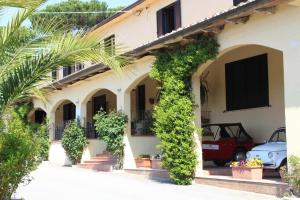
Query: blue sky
0,0,136,26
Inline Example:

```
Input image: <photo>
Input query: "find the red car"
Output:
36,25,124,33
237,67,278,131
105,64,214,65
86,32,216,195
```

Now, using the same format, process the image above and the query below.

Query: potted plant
135,154,151,168
231,158,263,180
151,154,162,169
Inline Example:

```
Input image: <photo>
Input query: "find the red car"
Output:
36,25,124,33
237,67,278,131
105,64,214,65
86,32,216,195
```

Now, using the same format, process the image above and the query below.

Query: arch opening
53,100,76,140
28,108,47,124
198,44,286,168
84,89,117,139
130,75,159,136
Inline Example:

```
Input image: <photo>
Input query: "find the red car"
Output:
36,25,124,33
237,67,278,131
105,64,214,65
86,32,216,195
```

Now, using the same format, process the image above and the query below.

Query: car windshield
269,129,286,142
202,124,249,142
202,124,248,141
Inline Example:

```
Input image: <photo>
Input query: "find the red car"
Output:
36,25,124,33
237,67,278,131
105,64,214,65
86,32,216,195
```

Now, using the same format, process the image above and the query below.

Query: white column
75,99,81,119
117,89,136,169
192,74,203,176
283,47,300,158
48,110,55,141
79,102,87,127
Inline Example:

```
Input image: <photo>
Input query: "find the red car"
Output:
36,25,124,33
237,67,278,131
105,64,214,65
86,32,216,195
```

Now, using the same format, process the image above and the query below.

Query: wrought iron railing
54,124,65,141
52,121,99,141
85,122,98,139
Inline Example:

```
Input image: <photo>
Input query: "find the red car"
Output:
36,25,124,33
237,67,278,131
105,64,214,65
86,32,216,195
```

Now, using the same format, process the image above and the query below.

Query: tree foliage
150,35,219,185
0,1,126,115
0,111,42,200
94,110,127,169
0,0,126,198
30,0,124,30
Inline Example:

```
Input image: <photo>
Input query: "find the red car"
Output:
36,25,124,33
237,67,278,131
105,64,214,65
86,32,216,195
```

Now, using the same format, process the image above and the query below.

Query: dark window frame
157,0,181,37
225,53,270,111
63,65,76,77
93,95,107,115
63,103,76,122
137,84,146,120
52,70,58,81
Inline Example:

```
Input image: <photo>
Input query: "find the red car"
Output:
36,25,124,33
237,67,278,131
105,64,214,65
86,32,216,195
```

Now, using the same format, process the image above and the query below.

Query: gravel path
15,162,279,200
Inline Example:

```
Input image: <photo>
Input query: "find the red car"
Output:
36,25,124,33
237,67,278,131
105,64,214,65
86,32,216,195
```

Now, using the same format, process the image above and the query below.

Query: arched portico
192,44,286,173
81,88,117,139
50,99,77,140
28,107,47,124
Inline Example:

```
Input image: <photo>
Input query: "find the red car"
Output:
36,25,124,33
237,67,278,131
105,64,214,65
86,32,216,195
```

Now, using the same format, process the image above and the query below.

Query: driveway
15,162,279,200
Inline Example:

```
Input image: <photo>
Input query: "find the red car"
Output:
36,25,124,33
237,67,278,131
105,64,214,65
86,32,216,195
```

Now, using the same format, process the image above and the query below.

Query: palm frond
0,0,44,8
0,8,33,57
0,0,131,115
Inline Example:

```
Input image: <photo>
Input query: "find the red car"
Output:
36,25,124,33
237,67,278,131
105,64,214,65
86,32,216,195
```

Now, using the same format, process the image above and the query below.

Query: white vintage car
246,127,287,169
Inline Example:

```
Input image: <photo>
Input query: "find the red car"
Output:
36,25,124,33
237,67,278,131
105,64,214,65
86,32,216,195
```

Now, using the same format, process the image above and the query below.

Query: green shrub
31,123,50,161
94,110,127,169
15,104,50,161
0,114,41,200
150,35,218,185
61,121,87,164
284,155,300,196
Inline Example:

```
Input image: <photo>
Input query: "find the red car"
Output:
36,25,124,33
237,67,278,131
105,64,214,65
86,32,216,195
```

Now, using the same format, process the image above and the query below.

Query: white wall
49,140,107,165
205,2,300,156
97,0,233,51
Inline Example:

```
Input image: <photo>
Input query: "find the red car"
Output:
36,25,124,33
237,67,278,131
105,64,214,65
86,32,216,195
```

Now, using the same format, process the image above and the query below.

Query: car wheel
213,160,228,167
234,149,247,161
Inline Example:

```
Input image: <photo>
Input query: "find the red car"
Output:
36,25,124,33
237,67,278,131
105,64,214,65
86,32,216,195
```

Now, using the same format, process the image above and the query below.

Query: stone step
78,163,113,172
90,157,117,161
83,160,117,165
96,152,113,157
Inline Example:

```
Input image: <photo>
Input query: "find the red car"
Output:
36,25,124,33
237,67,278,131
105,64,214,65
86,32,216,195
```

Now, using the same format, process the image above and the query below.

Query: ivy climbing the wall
150,35,219,185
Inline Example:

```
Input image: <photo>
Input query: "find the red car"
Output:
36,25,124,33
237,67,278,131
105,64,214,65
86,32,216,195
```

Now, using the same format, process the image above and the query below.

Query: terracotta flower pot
135,158,151,168
151,159,162,169
232,167,263,180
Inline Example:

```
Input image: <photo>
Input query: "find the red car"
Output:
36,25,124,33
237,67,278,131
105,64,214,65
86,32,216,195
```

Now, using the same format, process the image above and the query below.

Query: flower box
151,159,162,169
135,158,151,168
232,167,263,180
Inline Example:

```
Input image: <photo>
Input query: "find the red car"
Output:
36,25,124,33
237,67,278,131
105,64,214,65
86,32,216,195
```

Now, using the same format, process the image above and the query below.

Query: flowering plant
231,158,263,168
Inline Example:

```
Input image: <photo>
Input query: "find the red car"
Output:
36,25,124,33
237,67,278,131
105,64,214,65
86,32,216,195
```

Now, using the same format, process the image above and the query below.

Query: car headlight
246,152,251,159
268,152,273,158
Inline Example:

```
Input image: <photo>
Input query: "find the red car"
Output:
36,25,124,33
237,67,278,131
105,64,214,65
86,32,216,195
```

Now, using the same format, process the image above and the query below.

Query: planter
151,159,162,169
232,167,263,180
135,158,151,168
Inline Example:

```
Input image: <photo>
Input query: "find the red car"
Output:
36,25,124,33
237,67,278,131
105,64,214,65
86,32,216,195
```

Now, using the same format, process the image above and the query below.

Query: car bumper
262,163,277,169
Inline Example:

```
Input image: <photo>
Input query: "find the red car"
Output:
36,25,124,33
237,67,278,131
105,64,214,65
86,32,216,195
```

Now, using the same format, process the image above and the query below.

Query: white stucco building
30,0,300,174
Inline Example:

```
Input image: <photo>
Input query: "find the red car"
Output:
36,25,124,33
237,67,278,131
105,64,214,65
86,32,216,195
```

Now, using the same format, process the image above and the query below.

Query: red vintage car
202,123,254,166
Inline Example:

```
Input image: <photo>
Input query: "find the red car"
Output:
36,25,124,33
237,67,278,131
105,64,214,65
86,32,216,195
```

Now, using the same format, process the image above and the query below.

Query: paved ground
15,162,279,200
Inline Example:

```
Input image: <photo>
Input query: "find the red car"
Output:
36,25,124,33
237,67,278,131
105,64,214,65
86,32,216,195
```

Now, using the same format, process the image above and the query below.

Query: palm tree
0,0,125,115
0,1,127,199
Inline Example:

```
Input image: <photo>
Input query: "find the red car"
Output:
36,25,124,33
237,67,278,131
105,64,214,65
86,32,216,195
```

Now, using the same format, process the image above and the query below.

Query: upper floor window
104,35,115,55
233,0,247,6
52,70,58,82
76,63,84,71
225,54,269,111
63,65,75,77
157,0,181,37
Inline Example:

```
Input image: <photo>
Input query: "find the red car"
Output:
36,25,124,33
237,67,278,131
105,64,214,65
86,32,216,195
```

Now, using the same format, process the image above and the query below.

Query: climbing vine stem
150,35,219,185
